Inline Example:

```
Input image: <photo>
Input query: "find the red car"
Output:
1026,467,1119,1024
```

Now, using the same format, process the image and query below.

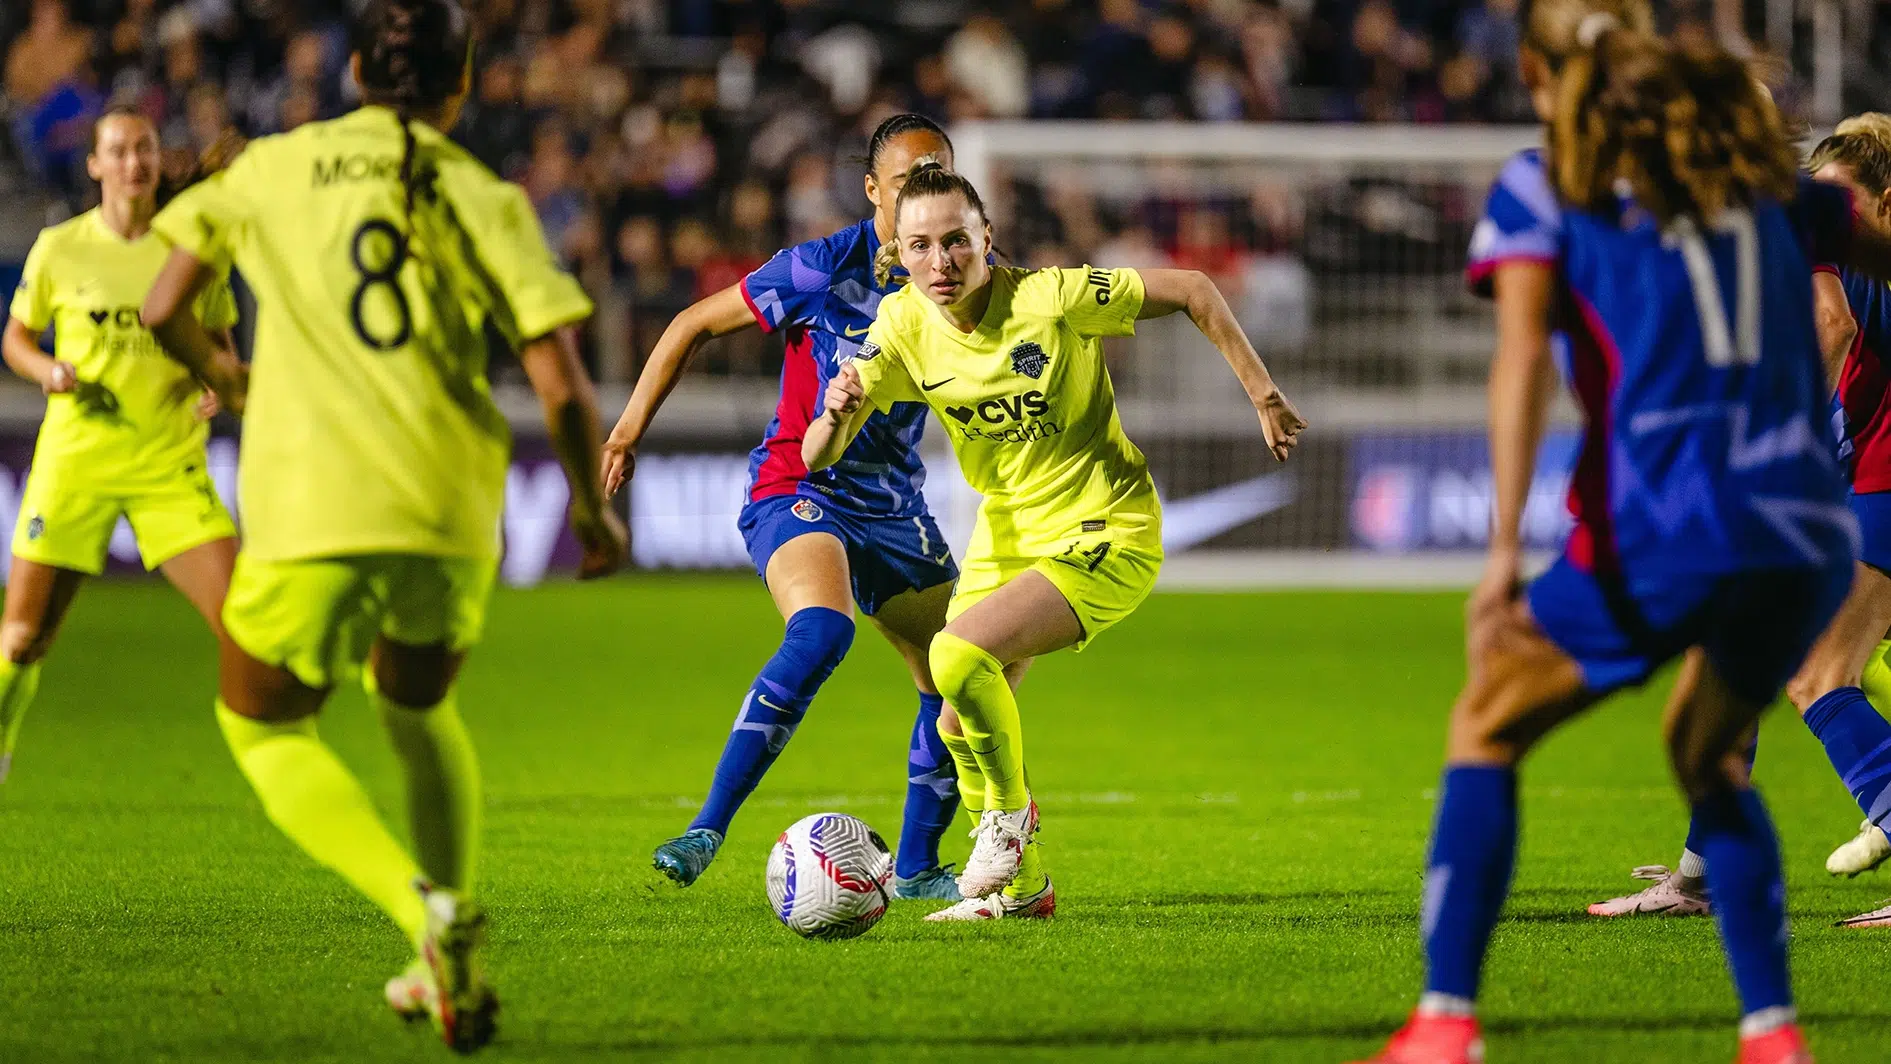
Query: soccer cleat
1738,1023,1813,1064
384,957,434,1021
1586,865,1711,917
1824,820,1891,878
893,864,963,901
1351,1011,1485,1064
1835,899,1891,928
957,801,1039,899
925,875,1055,922
416,881,498,1054
652,828,723,887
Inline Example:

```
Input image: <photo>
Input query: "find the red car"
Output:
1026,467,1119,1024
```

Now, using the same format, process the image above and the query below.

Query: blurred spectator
8,0,99,195
946,14,1029,119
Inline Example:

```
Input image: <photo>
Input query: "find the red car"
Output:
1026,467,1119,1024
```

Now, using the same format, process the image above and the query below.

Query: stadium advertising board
1348,431,1578,552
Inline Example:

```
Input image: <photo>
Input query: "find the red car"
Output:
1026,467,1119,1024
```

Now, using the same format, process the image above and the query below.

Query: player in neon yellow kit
805,160,1305,920
0,108,239,784
139,0,626,1049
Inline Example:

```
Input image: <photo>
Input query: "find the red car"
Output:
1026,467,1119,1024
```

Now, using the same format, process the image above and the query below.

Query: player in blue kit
1357,13,1891,1064
1590,126,1891,928
600,115,976,900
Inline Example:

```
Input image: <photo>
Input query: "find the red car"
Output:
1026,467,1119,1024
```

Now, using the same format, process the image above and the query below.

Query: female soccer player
600,114,974,900
804,160,1305,920
1356,16,1891,1064
0,107,241,784
140,0,625,1050
1591,125,1891,928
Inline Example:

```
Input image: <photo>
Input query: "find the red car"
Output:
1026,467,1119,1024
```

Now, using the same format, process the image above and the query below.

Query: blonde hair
1549,29,1798,226
1836,112,1891,148
871,154,991,287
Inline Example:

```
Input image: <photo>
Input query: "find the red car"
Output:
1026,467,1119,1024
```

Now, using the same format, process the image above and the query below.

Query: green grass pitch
3,577,1889,1063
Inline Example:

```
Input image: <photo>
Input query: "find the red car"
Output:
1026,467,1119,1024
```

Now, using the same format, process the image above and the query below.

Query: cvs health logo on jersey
943,391,1061,444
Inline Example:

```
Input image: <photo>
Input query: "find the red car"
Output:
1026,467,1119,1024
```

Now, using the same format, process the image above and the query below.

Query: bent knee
929,632,1001,703
782,606,856,680
0,620,52,665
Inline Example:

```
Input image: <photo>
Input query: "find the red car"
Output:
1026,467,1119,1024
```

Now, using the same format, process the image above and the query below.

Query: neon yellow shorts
12,462,235,574
947,534,1163,651
222,553,499,690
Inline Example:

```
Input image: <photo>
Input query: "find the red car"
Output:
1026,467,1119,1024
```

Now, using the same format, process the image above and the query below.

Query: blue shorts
1528,555,1852,705
738,493,959,616
1854,490,1891,574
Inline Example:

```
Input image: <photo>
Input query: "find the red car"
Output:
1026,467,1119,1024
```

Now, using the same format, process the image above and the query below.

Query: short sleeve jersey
1831,267,1891,492
739,220,930,518
853,266,1160,557
152,106,593,562
1467,149,1855,575
9,209,237,486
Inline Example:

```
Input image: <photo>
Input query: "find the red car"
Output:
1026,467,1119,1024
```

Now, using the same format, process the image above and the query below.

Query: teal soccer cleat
652,828,723,887
892,864,963,901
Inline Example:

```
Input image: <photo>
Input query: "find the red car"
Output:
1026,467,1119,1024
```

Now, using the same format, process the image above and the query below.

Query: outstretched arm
143,248,246,412
1136,268,1306,461
601,284,757,495
520,324,628,579
803,360,874,472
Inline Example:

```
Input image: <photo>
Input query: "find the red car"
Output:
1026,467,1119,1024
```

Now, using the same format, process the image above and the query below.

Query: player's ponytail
1519,0,1653,73
353,0,472,225
874,156,991,287
1548,29,1797,227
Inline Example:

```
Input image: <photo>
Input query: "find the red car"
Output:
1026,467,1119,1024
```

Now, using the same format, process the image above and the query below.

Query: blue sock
689,607,854,836
1421,765,1518,1002
896,692,959,878
1693,789,1793,1018
1684,733,1759,859
1803,686,1891,827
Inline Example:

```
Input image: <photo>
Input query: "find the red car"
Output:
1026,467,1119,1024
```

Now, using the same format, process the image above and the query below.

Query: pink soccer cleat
1835,899,1891,928
1351,1012,1484,1064
1586,865,1711,917
1738,1023,1813,1064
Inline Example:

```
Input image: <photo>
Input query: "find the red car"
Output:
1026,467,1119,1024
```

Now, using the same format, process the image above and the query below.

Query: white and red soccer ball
765,813,893,940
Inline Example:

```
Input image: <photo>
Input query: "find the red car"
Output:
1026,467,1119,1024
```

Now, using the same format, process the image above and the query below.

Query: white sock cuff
1677,848,1708,879
1738,1005,1796,1038
1417,992,1476,1018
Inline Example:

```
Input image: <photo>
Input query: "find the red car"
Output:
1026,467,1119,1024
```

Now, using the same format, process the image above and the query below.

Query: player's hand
194,389,221,421
1253,385,1306,462
41,361,77,395
601,431,638,497
1465,547,1526,664
571,506,628,580
205,356,248,417
824,361,865,419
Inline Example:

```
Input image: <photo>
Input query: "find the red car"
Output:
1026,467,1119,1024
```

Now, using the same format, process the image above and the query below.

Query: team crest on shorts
792,498,824,523
1009,341,1050,379
25,515,43,541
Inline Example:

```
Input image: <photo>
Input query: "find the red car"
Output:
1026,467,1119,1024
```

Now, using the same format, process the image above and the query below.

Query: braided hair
872,157,990,287
865,113,953,176
352,0,471,221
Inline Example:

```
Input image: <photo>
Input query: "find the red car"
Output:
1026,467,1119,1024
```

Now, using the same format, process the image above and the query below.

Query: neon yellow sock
929,633,1028,812
1005,839,1049,899
371,681,482,894
1862,640,1891,712
0,658,41,780
216,700,427,947
937,726,987,825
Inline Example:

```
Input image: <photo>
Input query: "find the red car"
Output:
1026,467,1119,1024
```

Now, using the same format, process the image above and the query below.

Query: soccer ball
765,813,894,940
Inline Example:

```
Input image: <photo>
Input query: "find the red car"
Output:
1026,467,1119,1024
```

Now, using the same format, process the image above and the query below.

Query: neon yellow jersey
151,105,593,562
9,209,237,486
854,265,1160,556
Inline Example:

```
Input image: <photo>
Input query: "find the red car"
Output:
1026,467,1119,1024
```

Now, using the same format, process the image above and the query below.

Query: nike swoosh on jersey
843,325,870,337
921,378,955,391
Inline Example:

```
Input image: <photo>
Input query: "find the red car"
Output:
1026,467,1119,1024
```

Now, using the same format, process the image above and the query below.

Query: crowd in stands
0,0,1792,382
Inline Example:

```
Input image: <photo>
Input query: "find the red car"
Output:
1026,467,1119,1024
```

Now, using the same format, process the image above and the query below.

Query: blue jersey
740,220,929,518
1833,267,1891,492
1468,150,1858,577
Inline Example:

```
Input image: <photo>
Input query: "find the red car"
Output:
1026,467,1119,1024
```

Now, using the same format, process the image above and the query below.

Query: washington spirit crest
1009,341,1050,379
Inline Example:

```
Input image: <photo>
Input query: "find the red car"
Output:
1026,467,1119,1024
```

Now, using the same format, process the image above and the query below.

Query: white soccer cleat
1586,865,1711,917
1825,820,1891,878
957,801,1039,899
416,881,498,1053
925,876,1055,922
384,957,434,1020
1836,899,1891,928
